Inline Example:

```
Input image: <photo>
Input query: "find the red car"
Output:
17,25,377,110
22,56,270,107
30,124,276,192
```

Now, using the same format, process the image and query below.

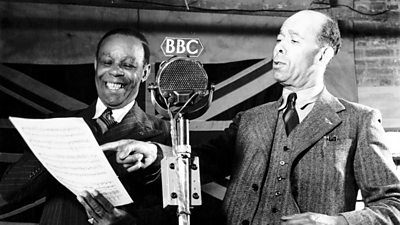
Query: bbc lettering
165,39,199,55
161,37,204,57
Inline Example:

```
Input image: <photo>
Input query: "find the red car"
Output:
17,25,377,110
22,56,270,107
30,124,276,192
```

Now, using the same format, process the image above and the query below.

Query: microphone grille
158,58,208,92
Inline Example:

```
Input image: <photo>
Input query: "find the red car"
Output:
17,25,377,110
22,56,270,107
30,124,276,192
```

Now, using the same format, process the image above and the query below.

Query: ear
141,64,151,82
316,46,334,65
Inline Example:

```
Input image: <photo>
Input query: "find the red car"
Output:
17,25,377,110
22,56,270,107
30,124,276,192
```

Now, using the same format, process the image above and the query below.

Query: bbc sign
161,37,204,57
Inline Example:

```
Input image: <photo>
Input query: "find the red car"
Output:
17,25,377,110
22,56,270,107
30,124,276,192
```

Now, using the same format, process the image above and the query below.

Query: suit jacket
196,88,400,225
0,102,176,225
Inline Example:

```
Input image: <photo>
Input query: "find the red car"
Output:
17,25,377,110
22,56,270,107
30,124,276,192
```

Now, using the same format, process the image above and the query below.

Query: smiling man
0,28,174,225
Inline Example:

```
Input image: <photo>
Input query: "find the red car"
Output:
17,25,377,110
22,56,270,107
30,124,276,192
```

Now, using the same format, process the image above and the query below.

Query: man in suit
106,10,400,224
0,28,175,225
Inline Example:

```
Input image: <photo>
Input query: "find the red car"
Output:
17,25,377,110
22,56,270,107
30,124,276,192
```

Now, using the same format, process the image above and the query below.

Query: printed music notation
9,117,133,206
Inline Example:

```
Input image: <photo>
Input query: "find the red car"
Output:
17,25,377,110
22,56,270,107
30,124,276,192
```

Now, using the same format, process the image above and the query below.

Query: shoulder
335,98,384,128
49,108,88,118
144,113,170,132
338,98,375,113
240,101,277,117
49,102,94,118
338,98,380,118
230,101,278,126
130,104,170,133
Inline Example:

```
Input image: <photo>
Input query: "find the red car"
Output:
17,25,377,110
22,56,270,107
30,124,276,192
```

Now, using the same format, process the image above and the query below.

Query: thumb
118,148,132,159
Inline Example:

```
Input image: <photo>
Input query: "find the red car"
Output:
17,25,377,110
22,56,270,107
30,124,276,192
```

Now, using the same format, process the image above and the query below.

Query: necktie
283,93,299,136
96,108,116,134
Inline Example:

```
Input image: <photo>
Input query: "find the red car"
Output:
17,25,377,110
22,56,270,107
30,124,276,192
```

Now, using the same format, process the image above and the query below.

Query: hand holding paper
9,116,133,206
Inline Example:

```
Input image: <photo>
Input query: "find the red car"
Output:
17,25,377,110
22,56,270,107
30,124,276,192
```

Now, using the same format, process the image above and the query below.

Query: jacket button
271,207,279,213
279,161,286,166
275,191,282,196
277,176,285,181
283,146,289,151
251,184,259,192
242,220,250,225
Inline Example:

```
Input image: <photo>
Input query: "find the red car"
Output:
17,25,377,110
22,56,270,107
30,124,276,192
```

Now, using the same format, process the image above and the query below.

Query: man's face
95,34,149,109
272,11,324,90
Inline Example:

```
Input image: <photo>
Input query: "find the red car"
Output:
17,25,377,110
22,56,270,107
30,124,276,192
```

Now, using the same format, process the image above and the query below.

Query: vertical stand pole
176,114,190,225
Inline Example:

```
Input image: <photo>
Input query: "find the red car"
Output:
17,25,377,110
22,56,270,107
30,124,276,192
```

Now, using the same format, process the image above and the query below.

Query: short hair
96,28,150,65
317,15,342,55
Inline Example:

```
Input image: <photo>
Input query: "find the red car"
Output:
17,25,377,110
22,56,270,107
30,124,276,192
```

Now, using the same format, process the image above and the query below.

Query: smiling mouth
105,82,125,90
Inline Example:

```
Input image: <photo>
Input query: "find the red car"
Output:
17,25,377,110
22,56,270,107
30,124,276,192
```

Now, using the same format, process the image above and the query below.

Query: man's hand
77,190,136,225
101,139,158,173
281,212,348,225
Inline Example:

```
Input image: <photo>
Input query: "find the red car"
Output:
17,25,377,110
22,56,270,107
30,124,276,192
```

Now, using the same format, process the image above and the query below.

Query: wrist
142,142,163,184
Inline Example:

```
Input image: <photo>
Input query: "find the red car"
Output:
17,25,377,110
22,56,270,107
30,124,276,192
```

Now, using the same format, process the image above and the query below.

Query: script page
9,116,133,206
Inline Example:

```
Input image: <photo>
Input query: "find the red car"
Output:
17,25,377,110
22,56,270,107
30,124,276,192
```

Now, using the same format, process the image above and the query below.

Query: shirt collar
279,85,324,111
93,98,135,123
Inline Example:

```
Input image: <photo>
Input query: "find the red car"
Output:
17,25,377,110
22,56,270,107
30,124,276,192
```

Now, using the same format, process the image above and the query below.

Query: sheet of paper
9,116,133,206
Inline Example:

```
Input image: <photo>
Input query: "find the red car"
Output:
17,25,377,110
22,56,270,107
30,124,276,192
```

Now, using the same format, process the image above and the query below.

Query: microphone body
148,56,213,119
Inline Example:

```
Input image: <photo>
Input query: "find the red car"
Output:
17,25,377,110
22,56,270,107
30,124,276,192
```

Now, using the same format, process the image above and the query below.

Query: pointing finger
101,139,132,152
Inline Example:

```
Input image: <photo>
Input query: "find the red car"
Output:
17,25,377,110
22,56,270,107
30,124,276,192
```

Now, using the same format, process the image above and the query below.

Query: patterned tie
283,93,299,136
96,108,116,134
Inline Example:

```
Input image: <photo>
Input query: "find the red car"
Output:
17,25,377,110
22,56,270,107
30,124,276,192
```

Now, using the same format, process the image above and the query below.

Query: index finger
100,139,132,152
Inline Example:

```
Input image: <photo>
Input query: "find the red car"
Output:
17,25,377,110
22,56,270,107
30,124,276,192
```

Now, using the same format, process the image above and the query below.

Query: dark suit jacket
196,88,400,225
0,102,176,225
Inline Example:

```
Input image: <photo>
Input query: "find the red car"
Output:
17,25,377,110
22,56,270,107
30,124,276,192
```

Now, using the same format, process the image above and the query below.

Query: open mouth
273,60,286,68
105,82,125,90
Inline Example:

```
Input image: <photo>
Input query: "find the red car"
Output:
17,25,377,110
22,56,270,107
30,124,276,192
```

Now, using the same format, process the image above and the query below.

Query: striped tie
96,108,116,134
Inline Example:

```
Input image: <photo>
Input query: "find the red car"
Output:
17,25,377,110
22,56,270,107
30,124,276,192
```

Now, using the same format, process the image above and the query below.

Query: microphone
148,56,213,225
148,56,213,120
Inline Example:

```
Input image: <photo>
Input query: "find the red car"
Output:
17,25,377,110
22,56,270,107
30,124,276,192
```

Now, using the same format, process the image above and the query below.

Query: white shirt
279,85,324,123
92,98,135,123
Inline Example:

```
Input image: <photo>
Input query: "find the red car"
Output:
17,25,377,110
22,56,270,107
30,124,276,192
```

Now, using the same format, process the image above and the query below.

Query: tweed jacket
0,101,175,225
197,88,400,225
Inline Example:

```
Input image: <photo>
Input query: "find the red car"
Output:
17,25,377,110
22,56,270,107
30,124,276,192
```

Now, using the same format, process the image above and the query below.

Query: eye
100,59,112,67
291,39,299,44
122,63,136,70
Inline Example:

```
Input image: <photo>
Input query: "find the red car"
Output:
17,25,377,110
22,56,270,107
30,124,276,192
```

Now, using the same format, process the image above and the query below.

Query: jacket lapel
99,103,163,144
290,89,345,158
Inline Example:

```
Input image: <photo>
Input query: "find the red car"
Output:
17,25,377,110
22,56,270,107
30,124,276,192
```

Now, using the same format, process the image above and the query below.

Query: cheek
96,65,108,74
126,71,143,84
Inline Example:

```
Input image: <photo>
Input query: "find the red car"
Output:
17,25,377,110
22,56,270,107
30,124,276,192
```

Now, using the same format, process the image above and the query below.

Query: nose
110,65,124,77
274,42,286,55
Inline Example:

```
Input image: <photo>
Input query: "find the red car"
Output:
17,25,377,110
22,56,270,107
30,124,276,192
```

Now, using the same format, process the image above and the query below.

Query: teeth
106,82,123,90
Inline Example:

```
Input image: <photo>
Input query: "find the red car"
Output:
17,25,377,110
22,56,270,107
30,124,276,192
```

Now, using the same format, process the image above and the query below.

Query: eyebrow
99,53,137,61
278,29,303,38
288,30,301,37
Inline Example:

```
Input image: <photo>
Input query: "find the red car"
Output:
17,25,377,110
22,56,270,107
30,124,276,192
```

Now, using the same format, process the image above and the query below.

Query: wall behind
353,0,400,129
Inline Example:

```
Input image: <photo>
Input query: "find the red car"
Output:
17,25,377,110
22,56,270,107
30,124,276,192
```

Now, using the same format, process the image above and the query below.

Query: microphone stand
175,113,191,225
148,56,213,225
160,103,202,225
